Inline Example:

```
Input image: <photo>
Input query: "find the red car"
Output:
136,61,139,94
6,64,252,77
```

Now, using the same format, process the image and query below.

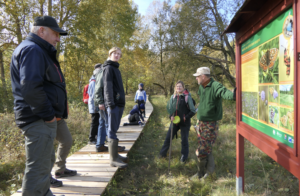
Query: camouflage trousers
195,121,219,158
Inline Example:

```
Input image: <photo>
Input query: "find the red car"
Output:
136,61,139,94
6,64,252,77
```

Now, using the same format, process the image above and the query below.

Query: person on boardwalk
10,16,76,195
134,83,147,117
87,64,100,145
88,63,108,152
159,81,196,163
123,104,146,126
190,67,236,180
94,63,126,153
102,47,128,168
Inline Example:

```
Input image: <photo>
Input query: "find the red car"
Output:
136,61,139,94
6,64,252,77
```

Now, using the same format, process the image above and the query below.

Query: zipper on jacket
54,64,62,82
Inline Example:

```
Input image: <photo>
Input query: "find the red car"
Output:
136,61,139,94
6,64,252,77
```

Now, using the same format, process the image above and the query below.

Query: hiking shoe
180,155,187,163
55,168,77,178
118,146,125,152
96,145,108,152
50,176,63,187
88,140,97,145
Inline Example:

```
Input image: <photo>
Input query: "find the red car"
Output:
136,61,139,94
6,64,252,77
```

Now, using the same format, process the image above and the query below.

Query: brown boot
96,145,108,152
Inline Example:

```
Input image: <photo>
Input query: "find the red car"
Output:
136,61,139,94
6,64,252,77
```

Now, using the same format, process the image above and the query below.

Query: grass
1,94,299,195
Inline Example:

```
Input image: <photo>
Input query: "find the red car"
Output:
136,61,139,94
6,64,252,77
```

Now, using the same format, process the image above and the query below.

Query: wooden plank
51,171,115,179
67,153,127,159
13,193,100,196
52,167,118,172
74,151,128,155
65,160,110,164
66,163,111,167
50,186,104,194
56,175,113,182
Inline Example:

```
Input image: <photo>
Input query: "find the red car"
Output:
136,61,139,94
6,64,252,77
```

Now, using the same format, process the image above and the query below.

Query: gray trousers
54,119,73,172
21,119,56,196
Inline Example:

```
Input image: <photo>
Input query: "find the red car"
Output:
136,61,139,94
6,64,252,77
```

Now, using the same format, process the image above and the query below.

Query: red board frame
235,0,300,194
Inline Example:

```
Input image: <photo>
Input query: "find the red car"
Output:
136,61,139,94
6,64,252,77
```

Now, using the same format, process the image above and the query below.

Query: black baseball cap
34,16,68,36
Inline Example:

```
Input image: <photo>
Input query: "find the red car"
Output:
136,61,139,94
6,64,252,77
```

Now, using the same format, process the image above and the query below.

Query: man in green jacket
191,67,236,180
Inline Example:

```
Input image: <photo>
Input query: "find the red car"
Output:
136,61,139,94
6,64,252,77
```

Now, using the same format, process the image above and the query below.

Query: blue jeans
96,110,108,147
107,106,124,140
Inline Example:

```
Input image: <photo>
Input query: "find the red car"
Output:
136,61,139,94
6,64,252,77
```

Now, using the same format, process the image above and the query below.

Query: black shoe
118,146,125,152
180,155,187,163
55,168,77,178
96,145,108,152
50,176,63,187
88,140,97,145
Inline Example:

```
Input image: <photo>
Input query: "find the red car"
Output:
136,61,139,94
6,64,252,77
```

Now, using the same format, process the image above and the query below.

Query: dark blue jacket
129,105,144,121
10,33,68,128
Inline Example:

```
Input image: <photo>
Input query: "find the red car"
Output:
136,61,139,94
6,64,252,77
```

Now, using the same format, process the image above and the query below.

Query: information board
241,7,294,148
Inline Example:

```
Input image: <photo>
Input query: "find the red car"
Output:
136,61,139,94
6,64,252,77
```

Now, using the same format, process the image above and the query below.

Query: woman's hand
170,116,174,121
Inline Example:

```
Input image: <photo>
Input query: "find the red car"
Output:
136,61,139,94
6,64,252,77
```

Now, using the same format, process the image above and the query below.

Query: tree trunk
48,0,52,16
0,51,8,98
56,41,61,59
153,82,168,97
39,0,45,15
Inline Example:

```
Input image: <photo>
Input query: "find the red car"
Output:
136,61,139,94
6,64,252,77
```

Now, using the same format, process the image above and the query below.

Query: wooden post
236,133,244,195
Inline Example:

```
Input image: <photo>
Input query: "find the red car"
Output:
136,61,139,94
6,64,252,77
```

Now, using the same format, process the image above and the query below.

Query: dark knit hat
139,83,144,88
139,104,145,110
94,63,102,69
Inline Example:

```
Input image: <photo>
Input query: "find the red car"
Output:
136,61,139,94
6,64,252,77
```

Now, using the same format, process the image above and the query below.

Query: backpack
93,67,105,106
82,79,95,104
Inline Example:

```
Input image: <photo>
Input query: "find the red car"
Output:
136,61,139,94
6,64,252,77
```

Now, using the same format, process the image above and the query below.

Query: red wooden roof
224,0,269,33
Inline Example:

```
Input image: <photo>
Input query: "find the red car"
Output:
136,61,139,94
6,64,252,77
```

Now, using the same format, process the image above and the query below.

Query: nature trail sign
224,0,299,195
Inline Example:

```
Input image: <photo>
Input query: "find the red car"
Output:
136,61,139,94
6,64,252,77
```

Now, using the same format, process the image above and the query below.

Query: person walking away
134,83,147,117
102,47,128,168
10,16,73,195
190,67,236,180
159,81,196,163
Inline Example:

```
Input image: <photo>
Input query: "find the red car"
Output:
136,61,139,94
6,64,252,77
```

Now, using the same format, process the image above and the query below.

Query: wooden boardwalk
12,99,153,196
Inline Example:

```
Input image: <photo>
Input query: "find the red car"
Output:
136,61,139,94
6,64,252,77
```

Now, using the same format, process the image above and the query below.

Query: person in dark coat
10,16,76,195
101,47,128,168
159,81,196,163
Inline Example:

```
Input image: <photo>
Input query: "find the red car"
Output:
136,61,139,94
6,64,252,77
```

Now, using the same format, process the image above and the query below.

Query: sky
133,0,177,16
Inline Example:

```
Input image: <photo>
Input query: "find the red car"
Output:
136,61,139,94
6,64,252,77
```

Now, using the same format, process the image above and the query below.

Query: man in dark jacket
190,67,236,180
10,16,75,195
101,47,128,169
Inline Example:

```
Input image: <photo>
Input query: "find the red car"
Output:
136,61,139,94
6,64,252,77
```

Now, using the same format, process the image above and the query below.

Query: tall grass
104,95,299,196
